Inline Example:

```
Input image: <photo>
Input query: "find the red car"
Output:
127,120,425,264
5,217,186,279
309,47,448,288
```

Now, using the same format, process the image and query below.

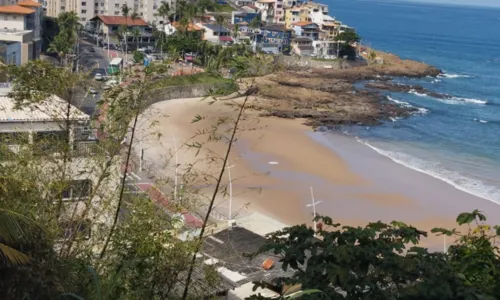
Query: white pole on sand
227,164,236,221
173,135,178,202
306,186,323,233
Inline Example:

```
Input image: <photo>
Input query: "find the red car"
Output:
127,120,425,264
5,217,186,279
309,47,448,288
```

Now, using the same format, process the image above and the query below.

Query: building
284,6,299,29
255,0,283,24
292,21,320,40
231,9,260,25
235,0,253,6
0,93,121,246
196,22,232,44
202,226,297,299
298,1,328,22
291,36,313,56
163,21,202,37
252,24,291,53
0,0,42,64
283,0,303,8
46,0,175,24
88,15,154,48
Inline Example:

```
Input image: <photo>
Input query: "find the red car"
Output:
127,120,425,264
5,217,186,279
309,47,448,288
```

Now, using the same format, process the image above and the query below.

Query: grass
151,72,236,89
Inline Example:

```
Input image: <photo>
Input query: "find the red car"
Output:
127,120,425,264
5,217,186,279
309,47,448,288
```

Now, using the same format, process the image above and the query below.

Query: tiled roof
0,5,34,14
219,36,233,42
293,36,312,42
172,22,202,31
236,21,249,25
292,21,313,26
95,15,148,26
0,95,89,122
17,0,42,7
202,23,231,33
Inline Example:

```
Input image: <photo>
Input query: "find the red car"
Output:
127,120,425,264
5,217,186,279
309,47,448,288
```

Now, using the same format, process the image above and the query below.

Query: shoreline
135,96,500,251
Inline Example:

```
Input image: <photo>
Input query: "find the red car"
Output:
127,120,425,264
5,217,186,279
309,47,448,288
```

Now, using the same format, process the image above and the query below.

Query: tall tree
121,4,131,62
215,15,225,45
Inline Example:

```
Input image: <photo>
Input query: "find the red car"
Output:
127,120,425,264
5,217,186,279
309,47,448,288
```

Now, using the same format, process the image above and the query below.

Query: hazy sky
400,0,500,7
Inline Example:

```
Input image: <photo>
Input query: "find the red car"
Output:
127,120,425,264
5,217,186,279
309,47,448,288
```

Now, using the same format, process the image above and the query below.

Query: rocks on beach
246,52,440,129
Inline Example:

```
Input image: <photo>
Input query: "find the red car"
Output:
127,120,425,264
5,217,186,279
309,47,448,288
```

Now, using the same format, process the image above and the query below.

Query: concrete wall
146,82,237,106
0,13,26,30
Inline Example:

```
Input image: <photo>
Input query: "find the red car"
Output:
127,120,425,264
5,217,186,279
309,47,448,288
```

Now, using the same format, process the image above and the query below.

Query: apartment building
0,0,42,64
46,0,175,24
0,93,121,246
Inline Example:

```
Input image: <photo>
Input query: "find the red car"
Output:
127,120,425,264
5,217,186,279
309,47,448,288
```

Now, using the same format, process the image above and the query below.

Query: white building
45,0,175,24
0,94,121,245
0,0,42,64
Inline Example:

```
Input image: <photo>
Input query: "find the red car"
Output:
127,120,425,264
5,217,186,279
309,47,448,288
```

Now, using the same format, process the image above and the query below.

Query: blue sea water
325,0,500,203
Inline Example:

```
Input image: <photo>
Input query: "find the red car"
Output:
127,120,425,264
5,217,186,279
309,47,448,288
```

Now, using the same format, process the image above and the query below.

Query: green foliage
151,72,233,89
335,31,361,44
251,211,500,300
133,50,144,63
48,12,79,65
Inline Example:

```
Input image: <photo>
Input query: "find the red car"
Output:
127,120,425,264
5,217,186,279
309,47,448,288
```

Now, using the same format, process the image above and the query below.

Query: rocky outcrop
365,82,452,99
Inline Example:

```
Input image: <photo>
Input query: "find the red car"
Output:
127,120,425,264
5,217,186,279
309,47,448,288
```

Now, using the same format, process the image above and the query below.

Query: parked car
137,47,147,52
89,87,98,94
88,47,95,52
94,73,103,81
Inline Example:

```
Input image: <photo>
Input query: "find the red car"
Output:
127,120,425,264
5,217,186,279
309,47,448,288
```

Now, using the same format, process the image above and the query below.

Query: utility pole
173,135,178,202
306,186,322,233
227,164,235,223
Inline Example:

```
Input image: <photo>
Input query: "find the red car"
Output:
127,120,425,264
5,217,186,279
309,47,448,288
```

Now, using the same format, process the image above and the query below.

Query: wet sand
135,96,500,251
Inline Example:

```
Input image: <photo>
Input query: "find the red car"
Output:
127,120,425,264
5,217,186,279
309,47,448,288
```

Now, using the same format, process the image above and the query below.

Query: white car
137,47,147,52
94,73,103,81
89,87,98,94
103,79,119,90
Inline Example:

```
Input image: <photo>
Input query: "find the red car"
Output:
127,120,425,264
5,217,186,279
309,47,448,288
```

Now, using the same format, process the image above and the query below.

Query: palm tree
132,27,141,45
232,23,240,41
48,32,73,66
157,1,170,55
0,208,42,265
215,15,224,45
121,4,130,62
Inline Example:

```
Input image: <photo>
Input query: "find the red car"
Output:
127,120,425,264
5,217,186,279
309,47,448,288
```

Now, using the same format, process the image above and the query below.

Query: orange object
262,258,274,270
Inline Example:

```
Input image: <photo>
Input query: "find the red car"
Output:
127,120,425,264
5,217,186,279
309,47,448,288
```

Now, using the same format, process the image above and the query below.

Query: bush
133,50,144,63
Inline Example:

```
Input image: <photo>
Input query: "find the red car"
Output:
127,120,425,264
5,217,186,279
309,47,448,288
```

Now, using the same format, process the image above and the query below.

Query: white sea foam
474,118,489,123
408,90,488,105
452,97,488,104
438,73,472,79
387,96,429,115
355,138,500,204
431,79,442,83
409,90,428,97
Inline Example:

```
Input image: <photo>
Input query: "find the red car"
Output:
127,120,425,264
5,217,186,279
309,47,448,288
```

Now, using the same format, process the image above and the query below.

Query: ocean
323,0,500,203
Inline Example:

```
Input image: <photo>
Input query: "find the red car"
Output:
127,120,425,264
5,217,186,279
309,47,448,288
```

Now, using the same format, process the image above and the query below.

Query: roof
0,95,89,122
202,23,230,33
257,0,275,3
298,45,314,51
0,5,34,15
261,25,291,32
236,21,249,26
202,226,294,284
17,0,42,7
292,21,313,26
172,22,202,31
219,36,233,42
240,5,258,13
293,36,312,42
95,15,148,26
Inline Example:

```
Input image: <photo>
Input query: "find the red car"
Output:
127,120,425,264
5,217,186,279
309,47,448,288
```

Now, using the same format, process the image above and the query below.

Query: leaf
0,243,30,265
191,114,204,123
494,225,500,236
456,212,475,225
431,227,454,236
284,289,330,299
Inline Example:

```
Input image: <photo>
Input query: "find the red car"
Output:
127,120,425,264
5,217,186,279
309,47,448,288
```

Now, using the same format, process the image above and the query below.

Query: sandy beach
134,96,500,251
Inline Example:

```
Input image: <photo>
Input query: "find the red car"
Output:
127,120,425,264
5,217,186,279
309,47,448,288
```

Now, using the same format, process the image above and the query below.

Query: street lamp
306,186,322,233
227,164,235,224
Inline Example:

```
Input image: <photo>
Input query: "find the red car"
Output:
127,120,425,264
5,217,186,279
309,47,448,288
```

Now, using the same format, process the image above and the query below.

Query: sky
399,0,500,7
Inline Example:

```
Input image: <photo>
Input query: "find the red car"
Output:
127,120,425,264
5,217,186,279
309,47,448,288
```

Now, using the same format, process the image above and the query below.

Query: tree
250,211,500,300
215,15,225,45
122,4,130,61
48,11,79,65
335,30,361,44
249,16,261,31
133,50,144,63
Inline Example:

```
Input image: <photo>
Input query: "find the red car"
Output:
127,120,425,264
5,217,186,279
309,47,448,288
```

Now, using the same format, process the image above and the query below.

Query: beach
135,96,500,251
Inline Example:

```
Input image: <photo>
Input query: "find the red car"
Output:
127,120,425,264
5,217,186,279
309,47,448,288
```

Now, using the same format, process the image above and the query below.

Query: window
61,5,65,10
12,16,17,20
3,16,7,21
81,9,86,13
100,2,104,6
81,1,86,5
94,9,98,13
33,131,66,154
114,10,120,15
94,2,98,6
81,17,86,21
60,219,91,240
115,3,119,7
56,179,92,201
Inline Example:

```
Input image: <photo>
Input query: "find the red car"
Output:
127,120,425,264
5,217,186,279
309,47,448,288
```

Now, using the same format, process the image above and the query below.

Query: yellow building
284,7,301,29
